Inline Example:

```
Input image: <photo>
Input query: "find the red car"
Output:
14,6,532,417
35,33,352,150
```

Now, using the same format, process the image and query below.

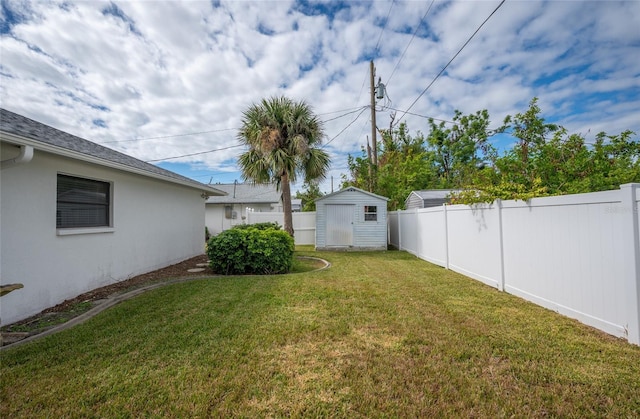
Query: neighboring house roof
0,108,224,195
409,190,458,200
206,183,281,204
316,186,389,202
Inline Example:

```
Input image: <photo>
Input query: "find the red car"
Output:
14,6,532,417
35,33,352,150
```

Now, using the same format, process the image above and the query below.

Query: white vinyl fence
388,183,640,345
246,211,316,245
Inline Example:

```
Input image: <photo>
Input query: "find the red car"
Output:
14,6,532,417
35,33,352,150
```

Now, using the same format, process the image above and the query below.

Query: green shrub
207,225,294,275
232,222,281,231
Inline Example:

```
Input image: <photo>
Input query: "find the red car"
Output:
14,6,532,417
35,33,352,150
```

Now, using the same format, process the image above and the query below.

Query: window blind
56,174,110,228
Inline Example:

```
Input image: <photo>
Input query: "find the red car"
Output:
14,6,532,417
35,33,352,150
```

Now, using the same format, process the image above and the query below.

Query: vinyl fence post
398,210,403,251
444,204,450,270
496,199,506,292
620,183,640,345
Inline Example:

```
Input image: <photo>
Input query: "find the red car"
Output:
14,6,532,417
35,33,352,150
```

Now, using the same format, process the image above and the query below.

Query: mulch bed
45,254,213,312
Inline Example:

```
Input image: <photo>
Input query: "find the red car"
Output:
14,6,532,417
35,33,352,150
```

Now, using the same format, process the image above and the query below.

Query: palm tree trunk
281,172,295,237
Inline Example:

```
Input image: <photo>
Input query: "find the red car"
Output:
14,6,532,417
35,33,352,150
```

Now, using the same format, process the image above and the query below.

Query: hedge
207,224,294,275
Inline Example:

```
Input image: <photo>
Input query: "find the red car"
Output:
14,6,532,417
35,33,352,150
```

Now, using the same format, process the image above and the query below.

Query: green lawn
2,250,639,417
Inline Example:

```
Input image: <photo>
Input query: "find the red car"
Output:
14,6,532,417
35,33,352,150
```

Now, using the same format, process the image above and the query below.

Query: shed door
326,204,353,246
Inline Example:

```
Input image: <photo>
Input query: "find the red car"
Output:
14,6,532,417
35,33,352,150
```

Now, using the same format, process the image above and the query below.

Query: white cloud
1,0,638,193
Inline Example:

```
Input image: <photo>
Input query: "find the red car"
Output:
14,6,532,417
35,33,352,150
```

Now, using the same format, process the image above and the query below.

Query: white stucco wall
1,145,206,325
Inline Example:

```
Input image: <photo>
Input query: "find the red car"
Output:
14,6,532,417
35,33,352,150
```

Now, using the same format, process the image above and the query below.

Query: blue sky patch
0,0,28,34
102,2,142,36
92,119,108,128
293,0,351,21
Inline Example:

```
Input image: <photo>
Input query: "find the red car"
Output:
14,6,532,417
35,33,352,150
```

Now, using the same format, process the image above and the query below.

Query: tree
295,181,324,211
238,96,330,236
376,123,438,210
426,109,497,188
343,122,439,210
452,98,639,204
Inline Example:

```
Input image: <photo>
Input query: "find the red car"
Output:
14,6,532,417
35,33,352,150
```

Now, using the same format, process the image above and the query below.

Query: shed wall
405,193,423,210
316,189,387,250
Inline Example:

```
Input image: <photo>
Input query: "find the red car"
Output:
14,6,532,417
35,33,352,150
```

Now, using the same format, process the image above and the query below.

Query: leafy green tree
238,96,330,236
295,181,324,211
376,123,438,210
426,109,498,188
453,98,639,204
587,130,640,191
343,123,439,210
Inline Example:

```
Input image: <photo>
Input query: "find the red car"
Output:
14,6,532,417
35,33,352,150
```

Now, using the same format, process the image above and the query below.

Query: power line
103,127,237,143
322,106,369,123
103,106,369,145
145,144,244,163
143,108,370,163
386,0,436,87
350,1,395,116
385,107,455,124
395,0,507,127
374,0,395,55
318,106,368,116
323,107,369,148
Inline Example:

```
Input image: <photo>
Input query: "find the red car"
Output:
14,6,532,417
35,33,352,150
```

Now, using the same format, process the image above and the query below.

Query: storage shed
405,189,458,209
315,186,389,251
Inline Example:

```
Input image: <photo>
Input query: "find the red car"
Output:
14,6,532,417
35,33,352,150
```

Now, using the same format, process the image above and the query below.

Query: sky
1,0,639,194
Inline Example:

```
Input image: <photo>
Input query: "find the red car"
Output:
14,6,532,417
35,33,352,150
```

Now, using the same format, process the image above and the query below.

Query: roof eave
1,131,225,196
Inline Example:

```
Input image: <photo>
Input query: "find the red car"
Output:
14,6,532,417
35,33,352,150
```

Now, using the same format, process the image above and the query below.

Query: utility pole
369,60,378,168
366,136,373,192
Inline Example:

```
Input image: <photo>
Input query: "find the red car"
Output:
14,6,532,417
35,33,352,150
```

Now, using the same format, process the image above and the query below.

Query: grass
1,250,639,417
2,301,95,333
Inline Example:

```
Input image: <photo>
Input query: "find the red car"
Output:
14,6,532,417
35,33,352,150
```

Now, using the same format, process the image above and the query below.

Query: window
364,205,377,221
57,174,111,228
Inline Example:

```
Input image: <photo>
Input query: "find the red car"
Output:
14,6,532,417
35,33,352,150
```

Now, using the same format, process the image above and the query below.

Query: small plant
207,224,294,275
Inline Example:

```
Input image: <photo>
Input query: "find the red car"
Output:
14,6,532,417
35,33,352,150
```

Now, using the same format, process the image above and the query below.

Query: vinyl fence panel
389,184,640,345
500,190,628,338
446,204,503,289
414,207,448,267
246,211,316,245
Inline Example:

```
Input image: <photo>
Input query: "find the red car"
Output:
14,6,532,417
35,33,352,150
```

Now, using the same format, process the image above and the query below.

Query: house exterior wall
1,147,206,325
205,202,275,235
316,188,387,250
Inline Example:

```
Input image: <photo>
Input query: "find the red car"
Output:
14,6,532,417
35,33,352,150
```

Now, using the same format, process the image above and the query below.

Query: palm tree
237,96,330,237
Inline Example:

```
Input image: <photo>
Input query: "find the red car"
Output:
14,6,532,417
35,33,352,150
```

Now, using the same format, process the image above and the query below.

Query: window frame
56,173,112,231
364,205,378,221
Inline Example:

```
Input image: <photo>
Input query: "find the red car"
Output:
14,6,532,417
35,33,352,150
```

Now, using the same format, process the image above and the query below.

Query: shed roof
408,190,458,200
316,186,389,202
206,183,281,204
0,108,224,195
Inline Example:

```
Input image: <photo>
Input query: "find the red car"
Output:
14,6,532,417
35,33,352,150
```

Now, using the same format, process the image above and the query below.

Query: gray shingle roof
411,190,458,200
206,183,281,204
0,108,223,194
